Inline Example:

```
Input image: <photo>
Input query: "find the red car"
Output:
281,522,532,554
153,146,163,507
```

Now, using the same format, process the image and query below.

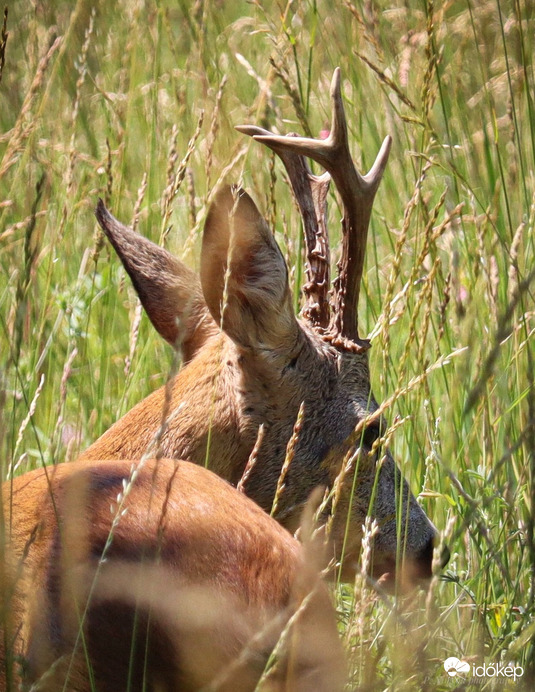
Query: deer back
1,458,345,691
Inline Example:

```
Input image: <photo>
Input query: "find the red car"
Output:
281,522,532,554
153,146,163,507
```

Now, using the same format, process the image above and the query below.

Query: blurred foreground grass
1,1,534,689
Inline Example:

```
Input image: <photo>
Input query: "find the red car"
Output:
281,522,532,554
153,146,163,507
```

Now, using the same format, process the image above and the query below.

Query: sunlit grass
1,0,534,689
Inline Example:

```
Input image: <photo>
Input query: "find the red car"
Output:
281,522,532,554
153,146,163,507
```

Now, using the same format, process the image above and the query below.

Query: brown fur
1,459,345,691
84,187,440,583
96,202,218,360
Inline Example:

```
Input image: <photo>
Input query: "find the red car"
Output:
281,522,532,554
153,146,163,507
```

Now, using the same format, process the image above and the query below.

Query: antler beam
238,68,391,351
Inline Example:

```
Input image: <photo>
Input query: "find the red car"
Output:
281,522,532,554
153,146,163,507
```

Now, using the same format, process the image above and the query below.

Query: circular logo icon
444,657,470,677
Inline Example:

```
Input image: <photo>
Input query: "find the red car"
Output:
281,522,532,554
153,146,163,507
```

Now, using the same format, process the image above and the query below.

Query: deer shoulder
1,458,345,691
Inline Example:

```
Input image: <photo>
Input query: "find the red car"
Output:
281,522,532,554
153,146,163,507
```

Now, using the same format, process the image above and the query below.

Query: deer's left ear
201,186,299,351
95,200,217,362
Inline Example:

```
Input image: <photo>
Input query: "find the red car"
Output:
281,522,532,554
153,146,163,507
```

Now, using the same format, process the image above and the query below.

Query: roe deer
1,458,345,691
80,69,444,587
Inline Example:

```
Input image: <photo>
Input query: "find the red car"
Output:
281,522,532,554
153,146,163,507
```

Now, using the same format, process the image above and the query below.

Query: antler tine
247,68,392,350
236,124,331,329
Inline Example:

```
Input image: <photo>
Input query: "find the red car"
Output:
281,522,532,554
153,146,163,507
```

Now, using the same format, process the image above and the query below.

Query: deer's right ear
201,186,299,351
95,201,217,362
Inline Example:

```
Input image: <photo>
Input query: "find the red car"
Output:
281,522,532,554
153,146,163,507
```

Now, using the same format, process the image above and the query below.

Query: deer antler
238,68,391,352
235,125,331,330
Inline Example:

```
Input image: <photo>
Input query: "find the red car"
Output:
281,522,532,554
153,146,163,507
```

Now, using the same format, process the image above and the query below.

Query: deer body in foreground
80,69,441,586
1,458,345,691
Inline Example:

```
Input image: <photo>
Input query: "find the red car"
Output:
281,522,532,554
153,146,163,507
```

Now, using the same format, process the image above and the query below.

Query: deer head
85,69,445,589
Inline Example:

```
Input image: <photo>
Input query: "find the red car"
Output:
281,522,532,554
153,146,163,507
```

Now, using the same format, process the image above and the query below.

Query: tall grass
1,0,533,689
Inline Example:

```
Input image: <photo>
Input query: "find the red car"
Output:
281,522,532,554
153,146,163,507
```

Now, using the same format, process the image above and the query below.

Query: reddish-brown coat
2,459,345,691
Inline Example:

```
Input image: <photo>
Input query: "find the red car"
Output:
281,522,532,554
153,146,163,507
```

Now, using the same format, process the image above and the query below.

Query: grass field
1,0,534,689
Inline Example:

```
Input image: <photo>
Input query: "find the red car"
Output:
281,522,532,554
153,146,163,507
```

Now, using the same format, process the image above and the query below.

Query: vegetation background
0,0,533,689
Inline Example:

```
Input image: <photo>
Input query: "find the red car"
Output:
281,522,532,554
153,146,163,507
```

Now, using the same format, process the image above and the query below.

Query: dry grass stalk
435,270,451,350
463,264,535,415
298,486,330,573
389,195,450,377
269,56,312,138
11,174,45,366
218,186,243,336
382,157,434,307
124,301,143,380
162,124,179,213
132,171,148,232
67,10,95,195
52,465,155,680
488,254,499,323
0,210,47,243
420,400,441,495
428,201,464,248
353,516,379,645
421,0,438,122
104,137,113,204
116,171,149,297
50,346,79,456
415,258,441,369
268,149,278,234
323,449,356,542
119,173,150,379
425,515,456,620
205,73,228,189
10,374,45,478
186,167,197,229
161,110,205,241
202,606,288,692
0,34,63,179
376,158,435,382
507,221,524,302
271,402,305,517
237,424,265,493
343,0,383,60
93,139,114,260
254,586,320,691
198,144,248,220
356,51,417,114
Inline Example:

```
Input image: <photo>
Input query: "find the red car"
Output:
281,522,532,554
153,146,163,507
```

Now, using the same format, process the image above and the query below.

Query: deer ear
201,186,298,351
95,201,217,362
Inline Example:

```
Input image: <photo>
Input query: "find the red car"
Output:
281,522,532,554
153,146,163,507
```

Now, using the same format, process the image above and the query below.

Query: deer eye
282,346,303,374
361,421,382,450
286,355,299,370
